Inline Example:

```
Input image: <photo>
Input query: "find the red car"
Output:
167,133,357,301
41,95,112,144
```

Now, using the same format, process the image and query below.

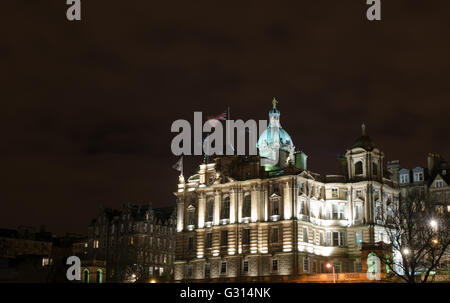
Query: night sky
2,0,449,235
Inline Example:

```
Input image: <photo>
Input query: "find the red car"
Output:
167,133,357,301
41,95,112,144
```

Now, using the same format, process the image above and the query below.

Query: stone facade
174,104,400,282
88,204,176,282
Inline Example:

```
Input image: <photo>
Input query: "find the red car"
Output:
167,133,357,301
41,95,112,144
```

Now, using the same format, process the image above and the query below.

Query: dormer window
414,172,424,182
436,180,444,188
399,174,409,184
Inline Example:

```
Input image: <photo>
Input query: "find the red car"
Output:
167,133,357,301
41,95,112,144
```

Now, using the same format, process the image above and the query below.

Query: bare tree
382,188,450,283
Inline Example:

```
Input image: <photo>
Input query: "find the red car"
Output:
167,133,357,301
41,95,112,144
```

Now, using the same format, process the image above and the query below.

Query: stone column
198,193,205,228
237,187,243,223
214,191,221,225
177,197,184,232
251,185,259,223
283,180,292,220
230,188,236,224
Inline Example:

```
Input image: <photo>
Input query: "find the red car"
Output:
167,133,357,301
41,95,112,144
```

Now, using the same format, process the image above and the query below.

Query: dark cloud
1,0,449,234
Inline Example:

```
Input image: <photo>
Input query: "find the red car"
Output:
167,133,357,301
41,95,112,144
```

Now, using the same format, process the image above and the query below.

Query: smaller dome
351,123,375,151
352,135,375,151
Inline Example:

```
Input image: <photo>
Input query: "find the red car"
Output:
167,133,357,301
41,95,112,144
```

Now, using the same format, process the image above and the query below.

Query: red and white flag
207,111,227,128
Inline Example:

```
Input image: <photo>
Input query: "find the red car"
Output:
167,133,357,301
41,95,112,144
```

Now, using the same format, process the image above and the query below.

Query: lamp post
326,262,336,283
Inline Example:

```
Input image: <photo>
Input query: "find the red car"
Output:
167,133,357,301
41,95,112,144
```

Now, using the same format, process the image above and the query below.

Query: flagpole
227,106,230,155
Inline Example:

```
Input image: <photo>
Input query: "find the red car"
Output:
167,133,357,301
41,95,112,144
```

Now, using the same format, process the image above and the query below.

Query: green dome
351,123,375,150
257,127,293,148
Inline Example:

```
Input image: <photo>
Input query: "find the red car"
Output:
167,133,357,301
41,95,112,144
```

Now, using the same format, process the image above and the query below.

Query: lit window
93,240,99,248
303,257,309,272
355,232,362,247
42,257,49,267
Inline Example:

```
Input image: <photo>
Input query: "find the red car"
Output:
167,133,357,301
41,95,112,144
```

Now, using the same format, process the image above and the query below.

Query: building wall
174,157,399,281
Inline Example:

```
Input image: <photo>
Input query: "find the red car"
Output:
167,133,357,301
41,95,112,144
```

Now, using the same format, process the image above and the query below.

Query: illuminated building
174,102,400,282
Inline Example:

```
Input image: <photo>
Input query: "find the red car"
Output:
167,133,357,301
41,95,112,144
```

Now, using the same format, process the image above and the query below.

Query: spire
361,123,366,136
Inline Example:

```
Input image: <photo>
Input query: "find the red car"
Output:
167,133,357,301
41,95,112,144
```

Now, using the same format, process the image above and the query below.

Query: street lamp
430,219,438,230
402,248,410,255
326,262,336,283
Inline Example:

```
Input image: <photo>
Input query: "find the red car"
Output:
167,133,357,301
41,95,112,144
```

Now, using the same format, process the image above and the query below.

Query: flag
172,156,183,173
207,111,228,128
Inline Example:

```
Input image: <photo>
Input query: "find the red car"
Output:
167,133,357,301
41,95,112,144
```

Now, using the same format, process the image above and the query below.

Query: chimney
427,153,441,174
387,160,400,183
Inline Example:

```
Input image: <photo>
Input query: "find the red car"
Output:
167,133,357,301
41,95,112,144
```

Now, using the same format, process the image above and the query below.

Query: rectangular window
271,228,279,243
243,229,250,245
414,172,424,182
326,231,331,246
206,233,212,248
355,205,362,220
332,188,338,198
339,204,345,220
400,174,409,184
303,227,308,243
243,261,248,272
355,231,362,247
187,265,193,277
339,232,346,247
272,259,278,272
273,201,279,216
303,257,309,272
334,263,341,273
355,262,362,272
221,230,228,246
332,204,338,220
320,232,324,246
221,262,226,274
333,232,339,246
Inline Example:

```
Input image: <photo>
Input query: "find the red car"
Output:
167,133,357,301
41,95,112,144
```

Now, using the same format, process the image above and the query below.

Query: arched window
206,199,214,222
355,161,363,175
221,196,230,219
188,212,195,226
96,269,103,283
243,195,251,218
83,268,89,283
373,162,378,176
